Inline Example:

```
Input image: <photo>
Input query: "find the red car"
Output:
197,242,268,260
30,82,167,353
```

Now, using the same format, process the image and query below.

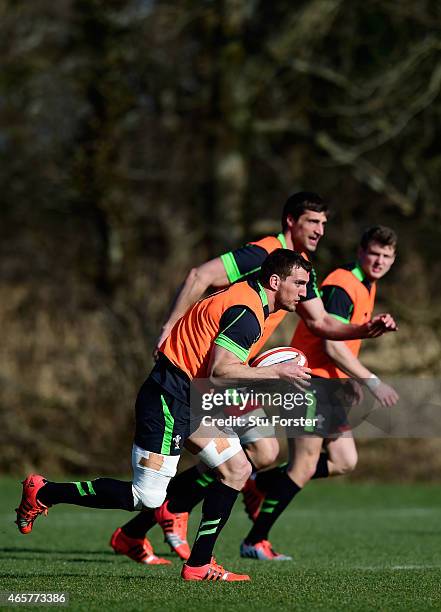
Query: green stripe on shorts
304,392,317,433
160,395,175,455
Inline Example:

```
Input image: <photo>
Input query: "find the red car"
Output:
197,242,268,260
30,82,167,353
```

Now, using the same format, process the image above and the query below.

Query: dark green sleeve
321,285,354,323
220,244,268,283
213,306,261,362
301,265,321,302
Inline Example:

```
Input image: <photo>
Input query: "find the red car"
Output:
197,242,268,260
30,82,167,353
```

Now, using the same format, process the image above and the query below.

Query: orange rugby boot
110,527,171,565
15,474,50,534
155,500,190,560
181,558,250,581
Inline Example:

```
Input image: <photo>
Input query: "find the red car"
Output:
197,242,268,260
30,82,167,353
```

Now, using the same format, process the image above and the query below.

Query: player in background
240,226,399,560
110,193,397,564
15,250,312,581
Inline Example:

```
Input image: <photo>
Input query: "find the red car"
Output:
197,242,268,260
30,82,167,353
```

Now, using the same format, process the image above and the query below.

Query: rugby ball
250,346,308,368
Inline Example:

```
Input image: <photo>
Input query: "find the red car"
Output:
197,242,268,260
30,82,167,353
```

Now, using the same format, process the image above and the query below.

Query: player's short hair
259,249,312,284
281,191,328,230
360,226,397,251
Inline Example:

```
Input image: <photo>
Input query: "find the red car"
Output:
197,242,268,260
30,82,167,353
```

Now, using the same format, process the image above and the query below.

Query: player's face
274,266,310,312
287,210,327,252
358,241,396,281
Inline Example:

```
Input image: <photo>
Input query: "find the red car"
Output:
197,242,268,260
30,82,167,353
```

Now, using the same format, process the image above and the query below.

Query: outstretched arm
155,257,228,353
154,241,273,354
324,339,399,407
296,298,397,341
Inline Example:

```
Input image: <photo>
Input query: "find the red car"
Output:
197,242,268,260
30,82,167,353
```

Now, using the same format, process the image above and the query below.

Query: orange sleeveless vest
161,281,267,379
291,266,376,378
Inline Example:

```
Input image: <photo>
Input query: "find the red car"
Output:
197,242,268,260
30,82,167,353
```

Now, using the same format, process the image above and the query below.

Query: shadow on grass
0,547,176,560
1,555,116,564
0,547,179,573
0,572,174,581
0,547,115,556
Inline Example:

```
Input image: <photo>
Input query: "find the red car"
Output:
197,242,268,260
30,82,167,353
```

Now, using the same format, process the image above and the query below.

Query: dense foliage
1,0,440,473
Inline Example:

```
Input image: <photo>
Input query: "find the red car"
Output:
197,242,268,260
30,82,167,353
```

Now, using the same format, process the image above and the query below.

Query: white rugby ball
250,346,308,368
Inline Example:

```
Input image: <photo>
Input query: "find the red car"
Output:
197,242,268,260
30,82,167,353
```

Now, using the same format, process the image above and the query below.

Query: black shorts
305,377,350,437
283,376,350,438
134,376,192,456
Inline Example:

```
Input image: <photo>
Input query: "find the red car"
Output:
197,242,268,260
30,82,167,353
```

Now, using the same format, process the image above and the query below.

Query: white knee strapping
197,435,242,469
131,444,180,510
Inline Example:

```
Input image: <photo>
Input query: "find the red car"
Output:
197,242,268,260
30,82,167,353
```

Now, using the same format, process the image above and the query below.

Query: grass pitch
1,477,441,611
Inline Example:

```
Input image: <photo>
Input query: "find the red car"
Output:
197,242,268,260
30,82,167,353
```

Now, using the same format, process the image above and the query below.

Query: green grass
1,478,441,611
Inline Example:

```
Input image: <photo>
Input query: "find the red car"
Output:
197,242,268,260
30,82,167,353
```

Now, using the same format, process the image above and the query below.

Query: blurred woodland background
1,0,441,478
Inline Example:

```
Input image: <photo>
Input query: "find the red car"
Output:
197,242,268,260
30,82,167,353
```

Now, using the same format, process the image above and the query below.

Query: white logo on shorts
173,434,182,450
315,414,326,430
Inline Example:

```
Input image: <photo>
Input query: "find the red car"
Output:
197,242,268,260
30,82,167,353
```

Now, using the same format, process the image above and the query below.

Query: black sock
37,478,134,511
311,452,329,479
186,481,239,567
245,471,301,544
167,466,215,514
121,509,157,539
254,463,286,493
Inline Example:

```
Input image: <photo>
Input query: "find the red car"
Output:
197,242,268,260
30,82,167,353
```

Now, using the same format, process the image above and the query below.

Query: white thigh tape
131,444,180,510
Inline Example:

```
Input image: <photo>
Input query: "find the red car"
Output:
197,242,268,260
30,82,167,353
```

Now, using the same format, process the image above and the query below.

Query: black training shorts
283,376,350,438
134,376,192,456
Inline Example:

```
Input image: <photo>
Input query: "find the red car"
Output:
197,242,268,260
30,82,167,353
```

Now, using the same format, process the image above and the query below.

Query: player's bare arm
155,257,228,352
296,297,397,340
323,339,399,407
